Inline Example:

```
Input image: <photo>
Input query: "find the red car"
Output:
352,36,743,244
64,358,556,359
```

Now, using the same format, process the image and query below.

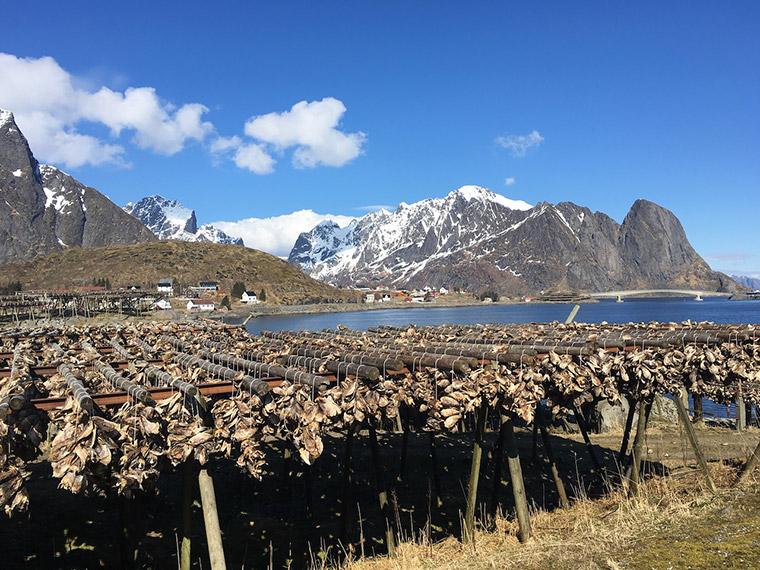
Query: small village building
187,298,216,312
157,279,174,295
439,286,449,295
241,291,259,304
365,293,376,303
154,299,172,310
199,281,218,293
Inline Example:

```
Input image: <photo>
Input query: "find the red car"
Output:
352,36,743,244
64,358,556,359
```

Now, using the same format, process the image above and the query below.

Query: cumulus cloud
243,97,366,168
0,53,213,167
232,143,275,174
211,210,358,257
0,52,367,174
504,177,516,186
495,130,544,158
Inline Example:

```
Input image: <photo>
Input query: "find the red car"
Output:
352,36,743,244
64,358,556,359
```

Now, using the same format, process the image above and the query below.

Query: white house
157,278,174,295
187,298,215,312
365,293,376,303
241,291,259,304
154,299,172,310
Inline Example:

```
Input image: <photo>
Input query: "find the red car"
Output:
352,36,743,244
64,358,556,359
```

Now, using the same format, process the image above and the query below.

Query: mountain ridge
124,195,244,245
288,186,742,296
0,109,155,263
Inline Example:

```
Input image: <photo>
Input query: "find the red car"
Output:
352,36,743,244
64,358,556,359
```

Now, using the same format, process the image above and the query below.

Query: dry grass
0,240,359,304
334,463,759,570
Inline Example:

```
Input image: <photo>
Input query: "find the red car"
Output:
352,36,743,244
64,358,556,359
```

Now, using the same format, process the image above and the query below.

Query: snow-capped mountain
288,185,739,296
124,196,244,246
1,109,154,263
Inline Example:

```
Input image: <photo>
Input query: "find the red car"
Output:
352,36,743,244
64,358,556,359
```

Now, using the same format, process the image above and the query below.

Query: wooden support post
531,419,539,464
490,412,508,520
739,439,760,485
535,406,570,509
181,460,193,570
693,394,704,424
736,394,747,432
464,404,488,543
368,424,395,556
673,390,717,494
397,410,410,482
628,398,653,497
428,432,444,508
118,494,137,569
619,396,637,461
573,406,605,482
504,414,531,543
339,426,354,543
198,468,227,570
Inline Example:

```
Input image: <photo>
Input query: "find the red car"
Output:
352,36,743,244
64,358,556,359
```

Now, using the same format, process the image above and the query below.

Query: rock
590,394,678,433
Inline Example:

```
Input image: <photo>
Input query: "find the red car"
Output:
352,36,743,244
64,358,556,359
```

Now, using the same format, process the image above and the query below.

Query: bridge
588,289,733,302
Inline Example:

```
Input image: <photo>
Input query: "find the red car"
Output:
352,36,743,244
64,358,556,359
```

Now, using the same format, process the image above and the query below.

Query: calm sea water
244,297,760,336
243,297,760,421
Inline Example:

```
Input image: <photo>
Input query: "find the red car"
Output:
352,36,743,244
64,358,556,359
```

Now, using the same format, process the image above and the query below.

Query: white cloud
232,143,275,174
243,97,366,168
0,53,213,167
504,177,516,186
0,52,367,174
212,209,357,257
495,130,544,158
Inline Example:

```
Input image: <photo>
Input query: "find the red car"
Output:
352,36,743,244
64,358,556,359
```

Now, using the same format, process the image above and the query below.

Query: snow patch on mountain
124,195,243,245
288,185,535,285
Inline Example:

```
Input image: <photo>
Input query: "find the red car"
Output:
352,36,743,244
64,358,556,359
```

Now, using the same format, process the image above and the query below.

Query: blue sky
1,1,758,272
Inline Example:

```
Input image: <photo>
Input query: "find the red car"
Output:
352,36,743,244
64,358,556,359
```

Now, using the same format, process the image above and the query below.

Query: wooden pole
535,406,570,509
339,426,355,543
198,468,227,570
693,394,704,424
368,424,395,556
464,404,488,543
397,410,410,482
619,396,637,461
739,439,760,485
490,412,508,520
118,494,137,569
181,460,193,570
736,393,747,432
673,390,717,494
531,418,539,464
504,414,531,543
428,432,444,508
573,405,605,481
628,398,653,497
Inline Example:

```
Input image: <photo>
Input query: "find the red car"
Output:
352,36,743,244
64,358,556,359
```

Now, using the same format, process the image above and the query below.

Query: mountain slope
289,186,740,295
0,108,155,263
124,195,244,245
0,240,358,305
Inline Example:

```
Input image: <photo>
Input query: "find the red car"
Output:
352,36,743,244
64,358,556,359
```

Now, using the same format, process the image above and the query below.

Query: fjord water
245,297,760,337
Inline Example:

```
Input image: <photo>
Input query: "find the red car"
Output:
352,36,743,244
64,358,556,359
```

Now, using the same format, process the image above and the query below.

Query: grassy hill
0,241,359,305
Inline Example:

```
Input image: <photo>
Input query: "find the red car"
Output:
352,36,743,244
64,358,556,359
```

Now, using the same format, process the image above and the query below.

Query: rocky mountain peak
0,108,155,263
288,186,740,295
123,195,243,246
